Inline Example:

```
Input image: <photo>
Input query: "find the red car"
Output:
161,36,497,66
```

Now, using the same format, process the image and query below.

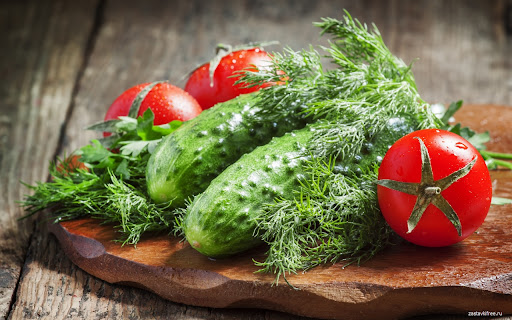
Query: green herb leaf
119,140,153,157
78,140,116,165
116,116,138,132
152,120,182,135
439,101,512,168
440,100,463,126
115,159,131,179
465,131,490,150
136,108,161,141
444,110,490,151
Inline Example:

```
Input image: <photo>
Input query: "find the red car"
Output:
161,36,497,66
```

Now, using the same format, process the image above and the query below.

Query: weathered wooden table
2,1,512,319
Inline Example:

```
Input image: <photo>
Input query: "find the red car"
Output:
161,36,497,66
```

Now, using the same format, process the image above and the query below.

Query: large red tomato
184,48,273,109
377,129,492,247
104,82,202,134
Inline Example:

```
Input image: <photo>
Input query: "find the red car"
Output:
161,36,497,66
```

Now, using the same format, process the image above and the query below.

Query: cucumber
183,127,313,258
146,92,307,207
182,115,421,258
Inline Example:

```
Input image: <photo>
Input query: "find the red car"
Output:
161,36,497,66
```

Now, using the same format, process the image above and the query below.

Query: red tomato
377,129,492,247
104,82,202,136
184,48,273,109
56,155,88,175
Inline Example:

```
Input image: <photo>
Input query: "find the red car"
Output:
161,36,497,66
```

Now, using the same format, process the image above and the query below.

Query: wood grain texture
0,0,98,318
5,0,512,319
42,105,512,320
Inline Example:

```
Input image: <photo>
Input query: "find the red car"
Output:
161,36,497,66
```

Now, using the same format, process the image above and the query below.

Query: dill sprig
247,13,441,284
254,160,397,283
316,12,416,88
21,108,181,245
307,79,440,160
22,165,174,245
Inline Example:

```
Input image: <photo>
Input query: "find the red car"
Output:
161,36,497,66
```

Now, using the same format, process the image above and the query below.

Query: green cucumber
146,92,308,207
183,127,313,258
182,115,420,258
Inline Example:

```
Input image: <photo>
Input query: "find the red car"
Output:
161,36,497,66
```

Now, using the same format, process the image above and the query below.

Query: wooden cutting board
48,104,512,320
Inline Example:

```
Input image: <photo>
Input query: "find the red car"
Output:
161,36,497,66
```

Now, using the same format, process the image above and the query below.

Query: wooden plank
9,0,512,319
0,0,99,318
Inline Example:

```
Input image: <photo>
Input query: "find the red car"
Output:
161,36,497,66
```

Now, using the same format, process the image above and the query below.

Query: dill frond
247,13,441,284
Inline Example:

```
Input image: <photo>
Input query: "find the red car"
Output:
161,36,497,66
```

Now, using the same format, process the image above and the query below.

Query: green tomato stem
491,159,512,170
481,150,512,160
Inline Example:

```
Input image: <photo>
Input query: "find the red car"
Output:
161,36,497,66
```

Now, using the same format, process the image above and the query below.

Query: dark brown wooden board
48,105,512,320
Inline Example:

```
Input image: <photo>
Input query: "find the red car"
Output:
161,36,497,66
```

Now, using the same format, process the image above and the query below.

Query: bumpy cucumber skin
340,116,419,175
183,127,313,258
146,93,307,207
183,115,421,258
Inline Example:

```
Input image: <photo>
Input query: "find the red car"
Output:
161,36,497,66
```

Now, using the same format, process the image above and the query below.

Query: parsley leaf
21,107,182,244
439,101,512,170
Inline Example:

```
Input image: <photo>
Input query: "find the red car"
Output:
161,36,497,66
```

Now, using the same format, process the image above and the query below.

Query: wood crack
51,0,107,167
5,222,37,320
505,0,512,35
4,1,106,319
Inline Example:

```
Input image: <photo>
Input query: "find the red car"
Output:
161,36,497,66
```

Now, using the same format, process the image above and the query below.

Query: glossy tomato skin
184,48,273,109
377,129,492,247
104,82,202,132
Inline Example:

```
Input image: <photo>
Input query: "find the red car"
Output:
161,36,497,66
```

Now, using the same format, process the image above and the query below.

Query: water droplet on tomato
455,142,468,149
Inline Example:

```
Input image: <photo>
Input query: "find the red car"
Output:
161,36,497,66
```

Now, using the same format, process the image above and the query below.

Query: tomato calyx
126,81,163,118
377,136,477,236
